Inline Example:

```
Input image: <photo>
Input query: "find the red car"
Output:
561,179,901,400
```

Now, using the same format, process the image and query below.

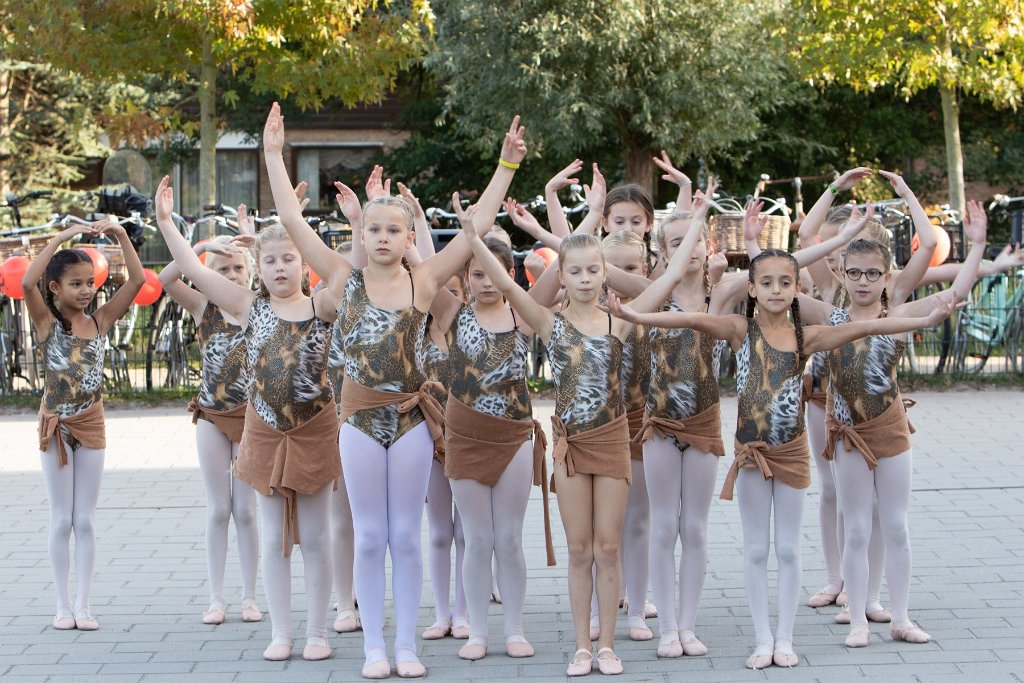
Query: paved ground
1,389,1023,682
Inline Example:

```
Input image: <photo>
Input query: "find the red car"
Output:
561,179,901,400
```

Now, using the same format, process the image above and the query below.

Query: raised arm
917,243,1023,287
463,211,554,340
653,150,692,211
21,223,97,334
91,221,146,335
793,203,874,269
157,239,219,320
573,163,605,236
154,176,255,322
804,294,956,354
507,198,562,251
545,159,582,237
263,103,352,286
799,168,873,295
603,291,747,350
880,171,935,305
397,182,434,260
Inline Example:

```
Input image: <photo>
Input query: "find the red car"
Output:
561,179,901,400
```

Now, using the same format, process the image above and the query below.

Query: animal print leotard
335,268,428,447
246,297,332,432
41,319,105,419
735,318,806,446
546,313,624,436
826,307,905,427
196,303,250,413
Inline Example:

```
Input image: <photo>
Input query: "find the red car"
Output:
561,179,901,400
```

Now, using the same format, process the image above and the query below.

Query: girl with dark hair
606,248,956,670
22,220,145,631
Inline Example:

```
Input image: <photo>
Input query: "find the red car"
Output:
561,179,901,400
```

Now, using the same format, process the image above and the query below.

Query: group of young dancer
27,105,1019,678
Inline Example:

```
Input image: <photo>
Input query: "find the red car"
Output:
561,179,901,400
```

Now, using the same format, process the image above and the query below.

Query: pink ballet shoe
202,601,226,625
361,650,391,680
836,590,848,607
845,625,871,648
745,642,774,670
679,629,708,656
421,617,450,640
74,609,99,631
332,607,359,632
835,608,851,624
505,635,534,658
240,598,263,623
567,648,593,676
628,616,652,641
596,647,623,675
867,607,892,623
52,614,76,630
458,637,488,661
773,640,799,668
262,638,293,661
395,648,426,678
644,601,658,619
303,637,332,661
451,615,470,639
656,631,683,658
890,623,931,644
807,590,841,608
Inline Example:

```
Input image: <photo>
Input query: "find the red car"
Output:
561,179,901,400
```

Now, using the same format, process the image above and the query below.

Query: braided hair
41,249,93,335
603,184,655,271
746,249,805,370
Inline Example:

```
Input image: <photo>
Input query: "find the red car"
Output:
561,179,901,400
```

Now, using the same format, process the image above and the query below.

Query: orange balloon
134,268,163,306
0,255,31,300
911,224,951,267
308,268,321,290
525,247,558,285
79,247,109,288
196,239,210,265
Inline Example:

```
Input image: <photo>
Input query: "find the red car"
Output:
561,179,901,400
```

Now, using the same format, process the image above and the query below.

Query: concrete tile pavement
1,389,1023,681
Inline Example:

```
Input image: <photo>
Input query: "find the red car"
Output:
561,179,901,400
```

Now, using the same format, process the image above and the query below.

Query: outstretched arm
263,103,352,288
804,294,956,354
153,176,255,322
793,203,876,269
602,291,747,349
917,243,1023,287
22,223,97,334
881,171,935,305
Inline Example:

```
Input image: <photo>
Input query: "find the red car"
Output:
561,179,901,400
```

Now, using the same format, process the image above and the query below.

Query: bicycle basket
0,234,52,261
708,212,790,255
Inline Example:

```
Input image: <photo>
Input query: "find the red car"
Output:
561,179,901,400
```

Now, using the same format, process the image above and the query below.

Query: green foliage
430,0,789,190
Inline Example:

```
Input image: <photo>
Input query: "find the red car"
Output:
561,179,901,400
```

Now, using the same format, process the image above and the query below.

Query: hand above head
263,102,285,157
840,202,875,239
992,243,1024,270
333,181,362,224
55,223,98,243
204,235,242,257
692,176,719,219
293,182,311,212
237,203,256,236
396,182,425,220
584,163,606,213
500,114,527,165
653,150,691,188
505,197,543,235
365,165,391,200
743,198,767,242
155,175,175,222
545,159,583,194
454,192,479,241
834,167,873,192
878,170,912,198
93,219,126,238
963,200,988,244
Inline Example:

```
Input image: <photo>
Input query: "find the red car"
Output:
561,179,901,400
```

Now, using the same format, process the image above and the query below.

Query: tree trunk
623,143,656,198
939,84,965,215
0,66,12,198
198,36,218,213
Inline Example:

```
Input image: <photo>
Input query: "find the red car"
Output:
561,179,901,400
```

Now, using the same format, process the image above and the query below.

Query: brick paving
1,389,1023,682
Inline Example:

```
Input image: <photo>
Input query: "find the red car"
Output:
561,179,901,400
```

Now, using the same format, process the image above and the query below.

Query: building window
293,144,382,210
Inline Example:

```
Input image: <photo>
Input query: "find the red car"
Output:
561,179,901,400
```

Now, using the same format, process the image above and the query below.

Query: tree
6,0,434,209
785,0,1024,213
430,0,788,196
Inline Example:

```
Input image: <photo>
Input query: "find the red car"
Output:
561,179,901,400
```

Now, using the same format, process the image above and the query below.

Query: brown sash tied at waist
626,407,646,461
187,398,247,444
822,394,916,469
720,433,810,501
38,400,107,468
801,374,828,407
235,401,341,558
339,377,445,450
632,402,726,457
551,412,632,484
443,394,555,566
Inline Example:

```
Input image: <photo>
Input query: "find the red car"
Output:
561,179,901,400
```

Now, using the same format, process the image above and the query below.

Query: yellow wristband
498,158,520,170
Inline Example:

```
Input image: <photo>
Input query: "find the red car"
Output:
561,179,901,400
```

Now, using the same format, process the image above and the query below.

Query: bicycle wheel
527,334,547,382
146,296,198,389
1004,307,1024,375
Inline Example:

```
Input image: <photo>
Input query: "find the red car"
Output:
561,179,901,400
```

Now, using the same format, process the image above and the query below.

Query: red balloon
0,255,31,300
196,239,211,265
525,247,558,285
308,268,320,290
79,247,109,288
911,224,951,267
134,268,163,306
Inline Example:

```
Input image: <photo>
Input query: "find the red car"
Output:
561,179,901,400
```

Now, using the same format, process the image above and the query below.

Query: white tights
257,484,333,643
40,437,105,617
834,443,914,627
341,422,433,658
450,440,534,641
330,459,356,614
736,468,805,648
195,419,259,607
808,403,886,606
644,437,718,635
425,458,467,623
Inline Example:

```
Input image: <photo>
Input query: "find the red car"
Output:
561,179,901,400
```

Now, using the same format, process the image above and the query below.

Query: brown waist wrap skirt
187,398,247,444
822,393,916,469
625,407,646,461
444,394,555,567
720,433,810,501
234,401,341,558
632,402,726,457
339,377,445,451
801,373,828,408
38,400,107,468
551,412,632,486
